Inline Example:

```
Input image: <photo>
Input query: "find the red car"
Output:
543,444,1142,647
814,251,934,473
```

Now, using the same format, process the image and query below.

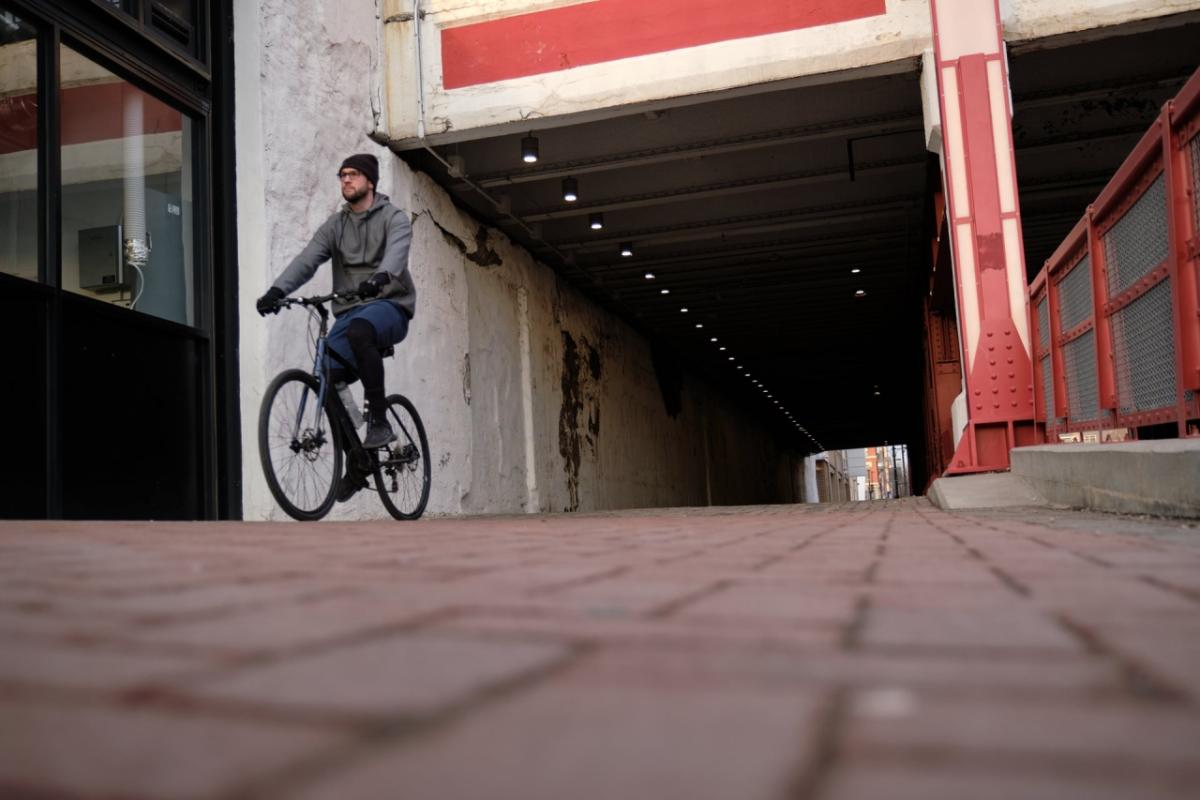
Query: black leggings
336,318,385,412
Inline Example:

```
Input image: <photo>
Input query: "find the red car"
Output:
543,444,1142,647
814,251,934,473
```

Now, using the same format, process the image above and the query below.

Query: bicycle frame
279,292,361,454
278,291,422,472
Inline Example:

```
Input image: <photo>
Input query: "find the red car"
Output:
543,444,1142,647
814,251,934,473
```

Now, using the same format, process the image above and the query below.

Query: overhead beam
553,198,919,251
472,112,924,188
583,230,908,272
586,248,905,280
521,158,924,221
1012,71,1190,111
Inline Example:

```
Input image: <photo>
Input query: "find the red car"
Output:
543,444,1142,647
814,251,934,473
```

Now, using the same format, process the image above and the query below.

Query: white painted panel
933,0,1001,60
956,221,981,369
941,67,970,218
987,59,1016,215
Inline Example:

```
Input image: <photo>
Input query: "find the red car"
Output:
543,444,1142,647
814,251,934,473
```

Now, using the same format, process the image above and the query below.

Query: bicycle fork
290,339,333,446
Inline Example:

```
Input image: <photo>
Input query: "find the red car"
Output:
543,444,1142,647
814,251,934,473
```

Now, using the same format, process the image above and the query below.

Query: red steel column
930,0,1037,472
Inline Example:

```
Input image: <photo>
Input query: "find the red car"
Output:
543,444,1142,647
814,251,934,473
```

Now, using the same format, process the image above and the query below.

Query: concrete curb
928,472,1050,511
1011,440,1200,519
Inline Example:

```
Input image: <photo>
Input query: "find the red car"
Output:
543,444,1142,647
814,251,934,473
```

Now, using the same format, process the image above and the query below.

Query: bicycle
258,290,431,521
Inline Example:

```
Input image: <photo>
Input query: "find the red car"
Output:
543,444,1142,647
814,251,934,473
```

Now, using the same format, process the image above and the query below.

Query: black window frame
88,0,209,67
2,0,239,519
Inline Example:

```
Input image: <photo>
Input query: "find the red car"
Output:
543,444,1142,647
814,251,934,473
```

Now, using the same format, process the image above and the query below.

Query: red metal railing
1029,66,1200,440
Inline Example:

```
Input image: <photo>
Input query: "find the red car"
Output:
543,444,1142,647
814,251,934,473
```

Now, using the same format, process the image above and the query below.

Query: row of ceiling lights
521,131,849,452
639,268,826,451
524,132,873,295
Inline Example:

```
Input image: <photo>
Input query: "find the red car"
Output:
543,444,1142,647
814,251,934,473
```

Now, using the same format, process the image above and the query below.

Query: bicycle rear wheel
259,369,342,521
373,393,431,520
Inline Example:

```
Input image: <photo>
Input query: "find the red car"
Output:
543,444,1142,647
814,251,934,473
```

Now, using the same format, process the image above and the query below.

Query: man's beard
343,186,370,204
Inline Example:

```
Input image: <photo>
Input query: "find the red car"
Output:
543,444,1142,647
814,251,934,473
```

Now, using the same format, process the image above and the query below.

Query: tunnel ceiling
1011,17,1200,274
397,15,1199,456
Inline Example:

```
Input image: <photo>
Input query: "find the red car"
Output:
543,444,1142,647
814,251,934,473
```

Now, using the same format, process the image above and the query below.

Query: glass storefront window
0,10,38,281
60,45,195,327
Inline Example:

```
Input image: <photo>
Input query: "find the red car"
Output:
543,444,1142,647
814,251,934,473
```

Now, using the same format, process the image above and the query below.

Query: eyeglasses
337,169,363,181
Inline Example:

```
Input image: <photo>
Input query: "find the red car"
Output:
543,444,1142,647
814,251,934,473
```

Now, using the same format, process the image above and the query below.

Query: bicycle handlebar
277,290,362,310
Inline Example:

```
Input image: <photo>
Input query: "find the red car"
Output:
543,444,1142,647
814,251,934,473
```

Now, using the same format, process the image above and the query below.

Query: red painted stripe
441,0,888,89
0,83,182,156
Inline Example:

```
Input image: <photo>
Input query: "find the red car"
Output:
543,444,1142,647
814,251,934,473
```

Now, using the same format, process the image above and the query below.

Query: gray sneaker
362,415,396,449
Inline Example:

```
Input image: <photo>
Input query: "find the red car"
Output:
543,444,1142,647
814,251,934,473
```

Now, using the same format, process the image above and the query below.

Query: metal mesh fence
1040,355,1055,423
1057,256,1093,332
1191,133,1200,240
1036,297,1049,353
1104,173,1168,297
1112,279,1177,414
1062,329,1099,421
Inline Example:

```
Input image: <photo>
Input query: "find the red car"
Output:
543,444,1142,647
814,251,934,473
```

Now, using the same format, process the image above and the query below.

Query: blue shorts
325,300,410,378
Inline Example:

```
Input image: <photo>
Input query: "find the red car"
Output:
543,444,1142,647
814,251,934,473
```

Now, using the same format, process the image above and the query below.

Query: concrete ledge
1012,440,1200,519
928,472,1049,511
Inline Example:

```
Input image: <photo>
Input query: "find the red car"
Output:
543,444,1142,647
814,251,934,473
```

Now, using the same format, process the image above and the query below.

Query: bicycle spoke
259,371,340,520
375,395,430,520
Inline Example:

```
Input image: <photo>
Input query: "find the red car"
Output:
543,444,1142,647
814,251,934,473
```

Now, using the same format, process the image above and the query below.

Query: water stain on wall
558,329,603,511
462,352,472,406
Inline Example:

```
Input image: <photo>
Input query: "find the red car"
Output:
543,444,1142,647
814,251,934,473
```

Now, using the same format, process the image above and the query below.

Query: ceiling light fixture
521,133,539,163
855,289,866,297
561,177,578,202
660,288,670,294
680,307,688,313
644,272,655,280
589,213,604,230
695,323,703,329
851,268,861,274
620,242,634,257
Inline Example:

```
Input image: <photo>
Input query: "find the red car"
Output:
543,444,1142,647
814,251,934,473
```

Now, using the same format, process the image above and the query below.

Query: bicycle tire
259,369,342,521
373,393,431,520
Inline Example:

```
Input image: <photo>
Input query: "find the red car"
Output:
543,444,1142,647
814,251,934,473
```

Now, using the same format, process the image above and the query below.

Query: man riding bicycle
256,152,415,501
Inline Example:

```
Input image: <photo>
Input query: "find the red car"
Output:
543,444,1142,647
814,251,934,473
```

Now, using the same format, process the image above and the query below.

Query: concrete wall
384,0,1200,144
235,0,802,519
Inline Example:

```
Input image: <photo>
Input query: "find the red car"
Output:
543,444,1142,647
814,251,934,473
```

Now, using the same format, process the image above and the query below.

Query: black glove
356,272,390,299
256,286,285,316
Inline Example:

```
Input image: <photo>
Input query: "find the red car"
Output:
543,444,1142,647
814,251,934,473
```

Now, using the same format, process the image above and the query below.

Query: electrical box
78,224,127,291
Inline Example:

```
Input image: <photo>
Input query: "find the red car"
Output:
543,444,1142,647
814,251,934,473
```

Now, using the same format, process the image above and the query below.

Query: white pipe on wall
122,86,150,282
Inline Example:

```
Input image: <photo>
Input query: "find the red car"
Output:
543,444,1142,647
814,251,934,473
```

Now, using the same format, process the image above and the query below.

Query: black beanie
340,153,379,188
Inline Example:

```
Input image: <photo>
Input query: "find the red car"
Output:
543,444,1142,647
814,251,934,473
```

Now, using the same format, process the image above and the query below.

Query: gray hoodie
272,192,415,318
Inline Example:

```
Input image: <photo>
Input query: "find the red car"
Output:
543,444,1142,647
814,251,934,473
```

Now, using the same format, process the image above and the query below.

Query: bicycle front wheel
373,394,431,520
259,369,342,521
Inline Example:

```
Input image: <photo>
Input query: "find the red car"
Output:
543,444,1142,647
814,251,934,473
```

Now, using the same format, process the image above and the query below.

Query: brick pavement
0,500,1198,799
